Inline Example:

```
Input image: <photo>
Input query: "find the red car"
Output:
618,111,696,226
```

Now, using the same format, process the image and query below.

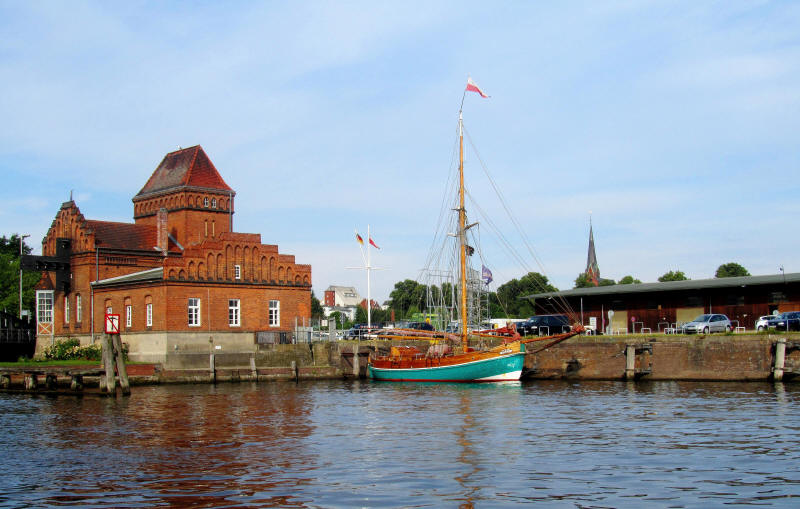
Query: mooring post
102,334,116,393
290,360,298,382
774,338,787,382
112,335,130,395
353,344,360,378
250,355,257,381
209,353,216,383
625,344,636,380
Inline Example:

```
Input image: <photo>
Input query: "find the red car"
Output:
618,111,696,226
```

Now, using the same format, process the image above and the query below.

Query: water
1,380,799,508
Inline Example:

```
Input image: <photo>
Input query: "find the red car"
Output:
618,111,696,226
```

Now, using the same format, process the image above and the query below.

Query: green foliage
42,338,103,361
715,262,750,278
495,272,557,318
574,273,616,288
0,234,40,317
388,279,427,319
354,305,367,324
310,291,324,319
618,275,642,284
658,270,689,282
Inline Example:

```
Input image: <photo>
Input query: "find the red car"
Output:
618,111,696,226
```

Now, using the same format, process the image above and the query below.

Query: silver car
681,314,732,334
755,315,775,332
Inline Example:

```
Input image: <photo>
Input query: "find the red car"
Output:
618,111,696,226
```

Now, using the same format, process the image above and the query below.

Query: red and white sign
105,313,120,334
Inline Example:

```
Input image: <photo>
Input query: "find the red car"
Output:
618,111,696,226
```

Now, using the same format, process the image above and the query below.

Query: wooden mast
458,110,468,351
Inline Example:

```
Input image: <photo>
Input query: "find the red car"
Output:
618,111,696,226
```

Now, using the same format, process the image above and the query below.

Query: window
188,298,201,326
76,294,82,322
235,265,241,280
229,299,240,326
37,291,53,324
203,197,209,208
126,305,132,328
64,296,70,324
106,306,112,314
211,198,217,208
146,303,153,327
269,300,280,327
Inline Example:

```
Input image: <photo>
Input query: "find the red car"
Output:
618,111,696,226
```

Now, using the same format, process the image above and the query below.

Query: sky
1,1,799,303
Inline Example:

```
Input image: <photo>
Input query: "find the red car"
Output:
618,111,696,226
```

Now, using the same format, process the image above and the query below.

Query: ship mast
458,110,468,350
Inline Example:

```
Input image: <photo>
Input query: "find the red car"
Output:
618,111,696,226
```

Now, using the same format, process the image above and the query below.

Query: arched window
211,198,217,208
203,197,209,208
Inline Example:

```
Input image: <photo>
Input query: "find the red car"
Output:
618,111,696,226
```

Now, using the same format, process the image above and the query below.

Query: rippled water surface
1,380,799,508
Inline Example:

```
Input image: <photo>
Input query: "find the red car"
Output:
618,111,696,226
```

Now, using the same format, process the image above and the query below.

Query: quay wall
141,333,799,384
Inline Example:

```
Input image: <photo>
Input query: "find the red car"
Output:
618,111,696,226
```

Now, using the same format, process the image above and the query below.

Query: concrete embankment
139,333,799,384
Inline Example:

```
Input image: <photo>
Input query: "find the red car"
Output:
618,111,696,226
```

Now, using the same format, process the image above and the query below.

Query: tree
0,235,39,317
354,305,367,324
715,262,750,278
310,291,324,319
658,270,688,282
388,279,427,319
495,272,558,318
574,273,616,288
618,275,642,285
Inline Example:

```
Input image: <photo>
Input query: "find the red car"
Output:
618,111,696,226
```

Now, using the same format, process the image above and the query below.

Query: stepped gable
134,145,234,199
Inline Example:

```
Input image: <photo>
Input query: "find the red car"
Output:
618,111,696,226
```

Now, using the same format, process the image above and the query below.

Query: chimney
157,208,168,255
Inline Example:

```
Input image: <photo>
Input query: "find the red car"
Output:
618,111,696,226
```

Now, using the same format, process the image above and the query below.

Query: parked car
345,324,380,339
768,311,800,332
406,321,434,331
517,314,571,336
681,314,731,334
755,315,776,332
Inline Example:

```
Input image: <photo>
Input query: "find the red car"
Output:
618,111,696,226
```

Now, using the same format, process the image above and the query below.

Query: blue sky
1,1,798,302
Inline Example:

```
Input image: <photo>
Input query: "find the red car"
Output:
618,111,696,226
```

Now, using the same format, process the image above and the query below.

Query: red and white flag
465,77,489,98
369,237,380,249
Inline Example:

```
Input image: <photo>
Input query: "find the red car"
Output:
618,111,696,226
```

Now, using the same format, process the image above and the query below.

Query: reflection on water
0,380,798,507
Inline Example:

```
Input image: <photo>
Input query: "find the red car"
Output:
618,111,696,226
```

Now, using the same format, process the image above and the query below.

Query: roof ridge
183,146,200,187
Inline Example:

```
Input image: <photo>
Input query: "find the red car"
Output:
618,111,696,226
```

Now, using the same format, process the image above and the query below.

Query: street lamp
19,234,30,320
780,265,785,284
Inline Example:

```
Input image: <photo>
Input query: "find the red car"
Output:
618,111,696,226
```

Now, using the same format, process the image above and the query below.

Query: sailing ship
368,79,583,382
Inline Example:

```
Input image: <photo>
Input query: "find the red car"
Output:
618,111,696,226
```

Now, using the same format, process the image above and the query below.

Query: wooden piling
250,355,258,381
625,344,636,380
291,360,298,382
209,353,216,383
774,338,787,382
101,334,116,393
112,335,130,395
352,344,360,378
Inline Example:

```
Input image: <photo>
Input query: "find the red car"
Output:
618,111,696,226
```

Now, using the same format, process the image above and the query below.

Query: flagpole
367,224,372,330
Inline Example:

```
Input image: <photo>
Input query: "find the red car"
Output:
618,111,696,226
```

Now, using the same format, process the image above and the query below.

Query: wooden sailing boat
368,79,583,382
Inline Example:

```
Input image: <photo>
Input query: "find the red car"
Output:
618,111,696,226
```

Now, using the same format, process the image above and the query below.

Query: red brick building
34,146,311,361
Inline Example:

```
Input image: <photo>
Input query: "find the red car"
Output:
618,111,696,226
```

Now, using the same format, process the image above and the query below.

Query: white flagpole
367,224,372,329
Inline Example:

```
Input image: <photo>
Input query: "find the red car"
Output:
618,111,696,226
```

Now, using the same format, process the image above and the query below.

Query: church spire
585,216,600,286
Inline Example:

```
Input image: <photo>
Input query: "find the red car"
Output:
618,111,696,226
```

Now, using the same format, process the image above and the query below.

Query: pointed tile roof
134,145,234,199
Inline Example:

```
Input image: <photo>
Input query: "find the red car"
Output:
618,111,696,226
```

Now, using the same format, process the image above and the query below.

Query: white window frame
126,305,132,328
211,198,217,208
76,294,82,322
37,291,53,325
235,264,241,280
64,296,70,324
229,299,240,327
188,298,201,327
146,303,153,327
203,197,209,208
269,300,280,327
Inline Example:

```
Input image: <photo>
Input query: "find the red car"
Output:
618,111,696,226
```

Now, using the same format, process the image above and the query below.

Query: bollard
291,360,298,382
774,338,787,382
250,355,258,381
625,344,636,380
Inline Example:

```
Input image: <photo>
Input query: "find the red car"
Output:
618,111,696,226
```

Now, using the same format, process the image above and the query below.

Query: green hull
368,352,525,382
